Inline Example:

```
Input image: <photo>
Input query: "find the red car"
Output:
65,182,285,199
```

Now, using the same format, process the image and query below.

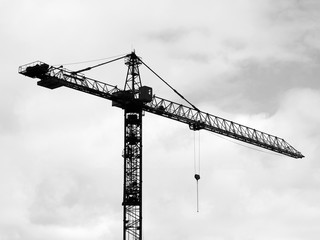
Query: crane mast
121,53,143,240
18,52,304,240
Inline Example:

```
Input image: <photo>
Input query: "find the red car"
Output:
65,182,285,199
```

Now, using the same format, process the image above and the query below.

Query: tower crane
19,52,304,240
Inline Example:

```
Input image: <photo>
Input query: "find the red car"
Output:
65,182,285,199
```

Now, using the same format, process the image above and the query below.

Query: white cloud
1,0,320,239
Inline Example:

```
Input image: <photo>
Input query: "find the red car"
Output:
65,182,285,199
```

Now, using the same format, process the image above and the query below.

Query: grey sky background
1,0,320,239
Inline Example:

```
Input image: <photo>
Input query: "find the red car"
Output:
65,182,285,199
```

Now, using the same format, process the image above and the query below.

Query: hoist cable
198,131,201,175
194,131,197,174
140,59,200,112
196,180,199,212
193,131,201,212
193,131,201,175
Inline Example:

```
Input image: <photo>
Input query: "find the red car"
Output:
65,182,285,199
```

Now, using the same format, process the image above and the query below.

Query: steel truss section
122,52,144,240
19,61,120,98
144,96,304,159
124,53,142,95
123,110,143,240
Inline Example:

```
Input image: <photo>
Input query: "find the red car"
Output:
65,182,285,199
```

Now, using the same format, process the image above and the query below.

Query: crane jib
143,96,304,159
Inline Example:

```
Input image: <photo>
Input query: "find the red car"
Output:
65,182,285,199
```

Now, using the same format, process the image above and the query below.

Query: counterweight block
37,77,64,89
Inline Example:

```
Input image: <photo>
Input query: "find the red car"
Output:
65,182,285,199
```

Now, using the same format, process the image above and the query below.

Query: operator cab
139,86,152,103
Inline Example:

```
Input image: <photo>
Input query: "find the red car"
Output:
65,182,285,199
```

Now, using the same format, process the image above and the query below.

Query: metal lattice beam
143,96,303,158
123,111,142,240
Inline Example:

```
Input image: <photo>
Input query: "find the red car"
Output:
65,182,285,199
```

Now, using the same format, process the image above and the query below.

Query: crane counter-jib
18,61,121,96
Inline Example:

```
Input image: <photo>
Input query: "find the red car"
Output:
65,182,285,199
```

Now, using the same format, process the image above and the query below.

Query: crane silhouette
19,52,304,240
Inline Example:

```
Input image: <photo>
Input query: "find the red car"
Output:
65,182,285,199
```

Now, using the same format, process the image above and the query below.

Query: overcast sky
1,0,320,239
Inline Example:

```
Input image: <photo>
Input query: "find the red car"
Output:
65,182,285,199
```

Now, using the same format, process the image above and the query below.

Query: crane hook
194,174,200,181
